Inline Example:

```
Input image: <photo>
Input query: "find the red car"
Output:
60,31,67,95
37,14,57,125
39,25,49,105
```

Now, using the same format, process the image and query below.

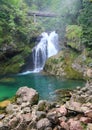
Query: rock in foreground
0,85,92,130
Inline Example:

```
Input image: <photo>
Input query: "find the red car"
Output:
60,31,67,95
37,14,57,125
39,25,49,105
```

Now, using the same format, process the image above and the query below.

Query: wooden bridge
28,11,59,23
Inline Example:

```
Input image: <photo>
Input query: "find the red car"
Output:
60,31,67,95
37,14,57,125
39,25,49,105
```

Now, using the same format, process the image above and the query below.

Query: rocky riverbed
0,82,92,130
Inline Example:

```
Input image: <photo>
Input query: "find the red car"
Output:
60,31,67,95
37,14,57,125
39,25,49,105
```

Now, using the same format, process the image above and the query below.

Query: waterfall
33,31,59,72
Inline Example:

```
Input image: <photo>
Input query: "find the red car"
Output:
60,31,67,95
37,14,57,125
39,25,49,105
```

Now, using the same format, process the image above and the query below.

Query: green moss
0,54,24,74
64,64,83,79
0,77,15,83
51,58,59,64
81,122,87,130
66,25,83,51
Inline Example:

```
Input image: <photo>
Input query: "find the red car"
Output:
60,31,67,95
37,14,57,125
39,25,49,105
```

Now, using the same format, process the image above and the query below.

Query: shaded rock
16,87,39,105
37,100,50,111
8,117,19,129
85,110,92,118
6,104,20,114
0,114,5,120
47,111,59,125
22,113,32,122
53,125,61,130
36,118,52,130
0,126,10,130
27,120,36,130
22,107,31,114
60,121,69,130
45,127,52,130
36,111,46,120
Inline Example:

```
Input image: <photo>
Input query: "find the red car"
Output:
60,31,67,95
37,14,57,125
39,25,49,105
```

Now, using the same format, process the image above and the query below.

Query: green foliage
78,0,92,47
66,25,83,50
66,25,82,39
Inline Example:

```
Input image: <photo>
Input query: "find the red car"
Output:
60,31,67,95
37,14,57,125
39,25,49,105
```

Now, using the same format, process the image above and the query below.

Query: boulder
87,123,92,130
80,117,92,124
60,121,69,130
0,114,5,120
56,105,67,116
27,120,36,130
37,100,50,111
68,120,83,130
6,104,20,114
85,110,92,118
47,111,59,125
36,118,52,130
36,111,46,120
22,113,32,122
16,86,39,105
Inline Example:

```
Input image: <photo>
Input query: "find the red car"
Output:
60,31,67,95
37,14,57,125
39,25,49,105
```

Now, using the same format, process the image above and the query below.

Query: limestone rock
36,118,52,130
37,100,50,111
6,104,20,114
16,86,39,105
85,110,92,118
60,121,69,130
56,105,67,116
68,120,83,130
87,123,92,130
80,117,92,124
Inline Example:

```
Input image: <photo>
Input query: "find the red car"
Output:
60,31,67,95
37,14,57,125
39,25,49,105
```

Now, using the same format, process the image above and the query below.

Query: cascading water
33,32,48,72
33,31,59,72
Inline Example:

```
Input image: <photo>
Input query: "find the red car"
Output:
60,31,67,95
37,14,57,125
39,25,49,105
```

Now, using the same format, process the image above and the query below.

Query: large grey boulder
16,86,39,105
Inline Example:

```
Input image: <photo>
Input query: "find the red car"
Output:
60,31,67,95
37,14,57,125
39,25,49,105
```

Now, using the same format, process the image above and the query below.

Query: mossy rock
0,47,32,75
64,64,83,80
44,50,84,80
0,100,11,109
52,89,72,104
66,25,83,51
0,77,15,83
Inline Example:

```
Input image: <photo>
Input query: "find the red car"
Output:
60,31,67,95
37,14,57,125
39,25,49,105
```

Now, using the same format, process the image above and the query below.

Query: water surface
0,73,85,101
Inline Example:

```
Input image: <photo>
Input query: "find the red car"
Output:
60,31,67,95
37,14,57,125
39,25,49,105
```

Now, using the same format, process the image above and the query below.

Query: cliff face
44,49,92,80
44,23,92,80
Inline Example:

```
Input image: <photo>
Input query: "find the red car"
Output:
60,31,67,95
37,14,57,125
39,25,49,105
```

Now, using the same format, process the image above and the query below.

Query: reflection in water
0,73,85,101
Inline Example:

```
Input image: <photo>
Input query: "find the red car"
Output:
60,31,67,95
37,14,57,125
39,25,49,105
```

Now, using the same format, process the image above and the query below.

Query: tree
78,0,92,47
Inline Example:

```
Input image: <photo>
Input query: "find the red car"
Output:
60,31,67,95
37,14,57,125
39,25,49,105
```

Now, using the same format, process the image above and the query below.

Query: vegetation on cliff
44,0,92,80
0,0,92,76
0,0,42,74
